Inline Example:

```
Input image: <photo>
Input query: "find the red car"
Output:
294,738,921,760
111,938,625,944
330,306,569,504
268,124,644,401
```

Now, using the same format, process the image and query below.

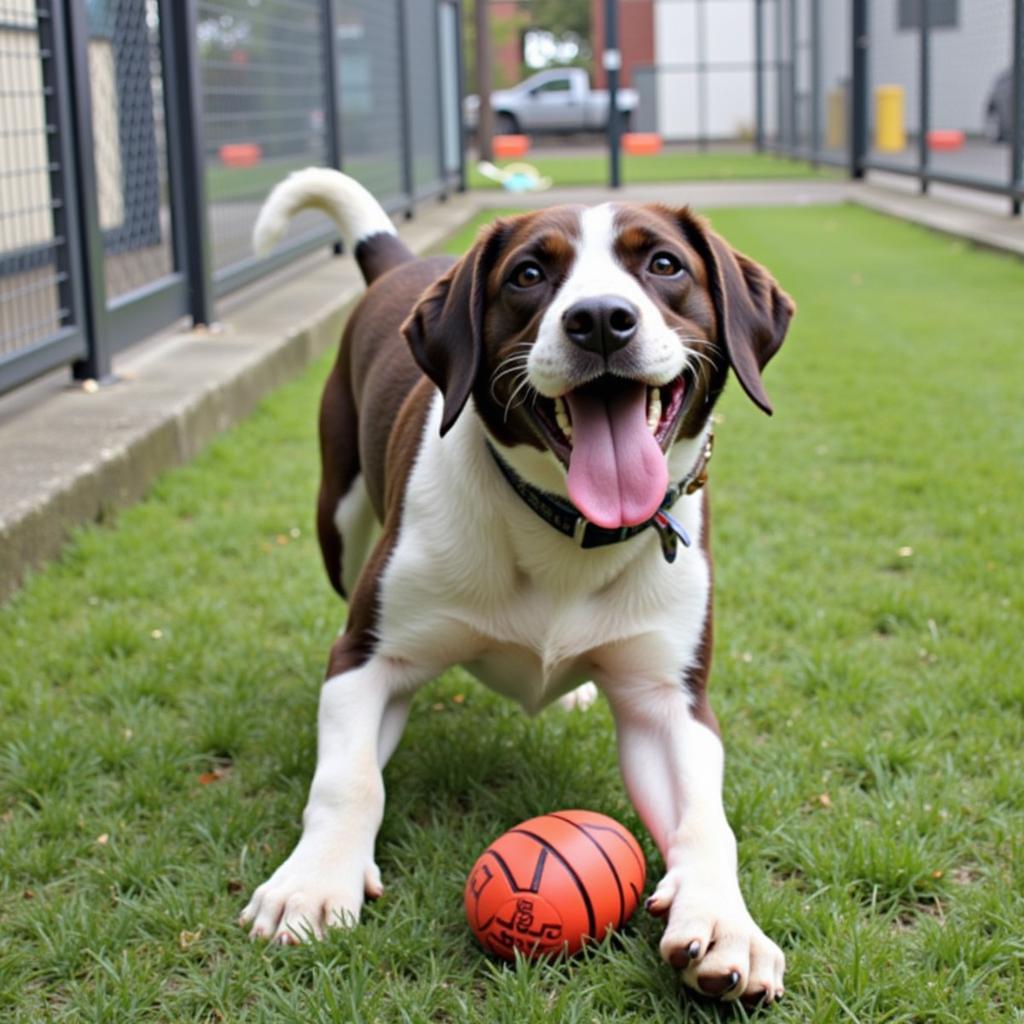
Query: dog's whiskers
490,346,533,402
502,372,536,421
671,332,717,382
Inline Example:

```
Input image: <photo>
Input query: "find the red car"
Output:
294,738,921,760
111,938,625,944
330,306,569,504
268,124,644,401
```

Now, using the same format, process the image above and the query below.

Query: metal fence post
64,0,111,381
810,0,821,165
320,0,344,252
396,0,415,216
788,0,796,152
1011,0,1023,215
434,0,449,198
162,0,214,326
775,0,785,151
605,0,621,189
754,0,764,151
36,0,81,346
850,0,868,180
322,0,342,173
696,0,707,152
918,0,930,194
454,0,468,193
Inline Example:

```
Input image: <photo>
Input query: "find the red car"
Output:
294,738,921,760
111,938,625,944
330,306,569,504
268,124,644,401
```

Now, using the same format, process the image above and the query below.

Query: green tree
519,0,591,40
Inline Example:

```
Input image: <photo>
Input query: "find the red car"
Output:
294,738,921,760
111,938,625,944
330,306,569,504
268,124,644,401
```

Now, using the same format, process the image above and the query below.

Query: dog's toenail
687,940,701,959
669,949,691,970
697,970,740,995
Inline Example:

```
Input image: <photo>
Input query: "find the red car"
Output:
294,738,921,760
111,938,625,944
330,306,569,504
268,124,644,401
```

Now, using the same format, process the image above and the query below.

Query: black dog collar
486,433,713,563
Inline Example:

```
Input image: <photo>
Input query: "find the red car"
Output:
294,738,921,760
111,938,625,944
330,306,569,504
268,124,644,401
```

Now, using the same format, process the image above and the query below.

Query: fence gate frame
0,0,466,398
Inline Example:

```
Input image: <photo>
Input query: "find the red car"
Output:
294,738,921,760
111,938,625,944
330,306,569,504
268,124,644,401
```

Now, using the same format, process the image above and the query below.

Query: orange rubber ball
464,809,646,960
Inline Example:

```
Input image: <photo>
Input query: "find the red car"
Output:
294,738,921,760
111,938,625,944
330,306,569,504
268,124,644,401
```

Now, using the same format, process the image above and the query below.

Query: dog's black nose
562,297,639,358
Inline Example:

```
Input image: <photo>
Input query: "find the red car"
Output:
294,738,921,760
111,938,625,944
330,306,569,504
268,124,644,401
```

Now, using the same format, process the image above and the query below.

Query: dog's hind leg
317,357,363,598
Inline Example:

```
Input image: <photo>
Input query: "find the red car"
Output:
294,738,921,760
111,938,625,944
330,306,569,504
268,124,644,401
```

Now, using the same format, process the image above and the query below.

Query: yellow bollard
875,85,906,152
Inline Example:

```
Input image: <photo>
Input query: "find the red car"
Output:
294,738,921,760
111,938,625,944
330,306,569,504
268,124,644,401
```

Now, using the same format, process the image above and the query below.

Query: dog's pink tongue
565,382,668,529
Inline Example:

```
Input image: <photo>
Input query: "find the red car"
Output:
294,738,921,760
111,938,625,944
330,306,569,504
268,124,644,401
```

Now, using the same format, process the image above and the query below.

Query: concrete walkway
1,177,1021,602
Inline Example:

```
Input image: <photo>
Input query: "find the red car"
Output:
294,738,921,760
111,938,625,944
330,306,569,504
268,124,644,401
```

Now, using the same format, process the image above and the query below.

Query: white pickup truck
464,68,639,135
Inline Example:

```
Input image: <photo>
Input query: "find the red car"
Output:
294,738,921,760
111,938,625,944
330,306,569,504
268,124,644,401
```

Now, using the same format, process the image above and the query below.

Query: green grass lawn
2,205,1023,1022
468,151,838,190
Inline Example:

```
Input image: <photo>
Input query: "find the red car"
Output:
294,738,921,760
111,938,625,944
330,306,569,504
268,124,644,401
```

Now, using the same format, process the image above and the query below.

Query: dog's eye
511,262,545,288
649,253,684,277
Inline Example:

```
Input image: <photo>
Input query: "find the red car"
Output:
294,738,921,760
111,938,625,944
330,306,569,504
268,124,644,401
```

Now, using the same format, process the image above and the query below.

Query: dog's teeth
647,397,662,434
647,387,662,434
555,397,572,442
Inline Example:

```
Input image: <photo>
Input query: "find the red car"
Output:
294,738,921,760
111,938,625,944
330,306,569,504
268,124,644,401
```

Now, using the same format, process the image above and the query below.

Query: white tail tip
252,167,396,258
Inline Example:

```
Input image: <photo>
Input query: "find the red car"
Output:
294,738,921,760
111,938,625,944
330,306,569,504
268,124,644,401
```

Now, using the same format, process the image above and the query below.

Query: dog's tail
252,167,413,285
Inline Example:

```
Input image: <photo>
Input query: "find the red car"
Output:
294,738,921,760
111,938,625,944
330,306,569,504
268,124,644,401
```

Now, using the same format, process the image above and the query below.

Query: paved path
1,177,1021,601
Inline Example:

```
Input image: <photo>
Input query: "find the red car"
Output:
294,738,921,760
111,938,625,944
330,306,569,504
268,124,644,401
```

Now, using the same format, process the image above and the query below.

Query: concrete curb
850,184,1024,260
0,195,481,604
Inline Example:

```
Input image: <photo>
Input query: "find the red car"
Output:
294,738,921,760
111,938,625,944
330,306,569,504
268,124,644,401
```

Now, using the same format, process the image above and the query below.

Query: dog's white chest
373,395,709,711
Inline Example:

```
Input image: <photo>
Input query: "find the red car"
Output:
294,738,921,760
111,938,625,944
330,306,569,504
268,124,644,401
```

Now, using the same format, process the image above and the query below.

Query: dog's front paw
647,869,785,1004
239,837,383,944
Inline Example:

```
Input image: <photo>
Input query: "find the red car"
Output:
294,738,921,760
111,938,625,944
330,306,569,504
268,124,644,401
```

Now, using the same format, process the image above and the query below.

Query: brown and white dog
241,169,794,1004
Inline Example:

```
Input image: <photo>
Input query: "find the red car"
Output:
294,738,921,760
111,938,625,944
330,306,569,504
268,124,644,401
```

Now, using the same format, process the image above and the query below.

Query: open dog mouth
527,373,690,530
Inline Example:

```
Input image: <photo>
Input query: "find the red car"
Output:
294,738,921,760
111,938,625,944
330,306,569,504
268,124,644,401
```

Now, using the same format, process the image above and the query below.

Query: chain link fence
89,0,175,300
757,0,1023,209
634,0,760,144
198,0,330,279
0,0,464,397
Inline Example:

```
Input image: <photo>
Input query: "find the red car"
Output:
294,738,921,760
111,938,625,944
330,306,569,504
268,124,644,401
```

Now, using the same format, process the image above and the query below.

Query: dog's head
402,203,794,530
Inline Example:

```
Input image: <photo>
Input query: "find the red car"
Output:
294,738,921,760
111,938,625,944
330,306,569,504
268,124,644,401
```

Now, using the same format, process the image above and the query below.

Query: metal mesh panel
87,0,174,301
926,0,1013,184
867,0,1015,181
438,0,460,177
405,0,443,196
793,0,812,151
817,0,850,161
705,0,757,141
867,0,918,169
198,0,330,272
652,0,699,139
639,0,758,143
775,0,795,147
760,0,780,143
335,0,403,204
0,1,68,358
634,66,659,131
1017,23,1024,191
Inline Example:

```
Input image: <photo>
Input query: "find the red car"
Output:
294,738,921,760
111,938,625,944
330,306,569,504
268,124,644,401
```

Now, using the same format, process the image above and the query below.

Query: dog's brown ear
678,209,795,415
402,221,508,436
